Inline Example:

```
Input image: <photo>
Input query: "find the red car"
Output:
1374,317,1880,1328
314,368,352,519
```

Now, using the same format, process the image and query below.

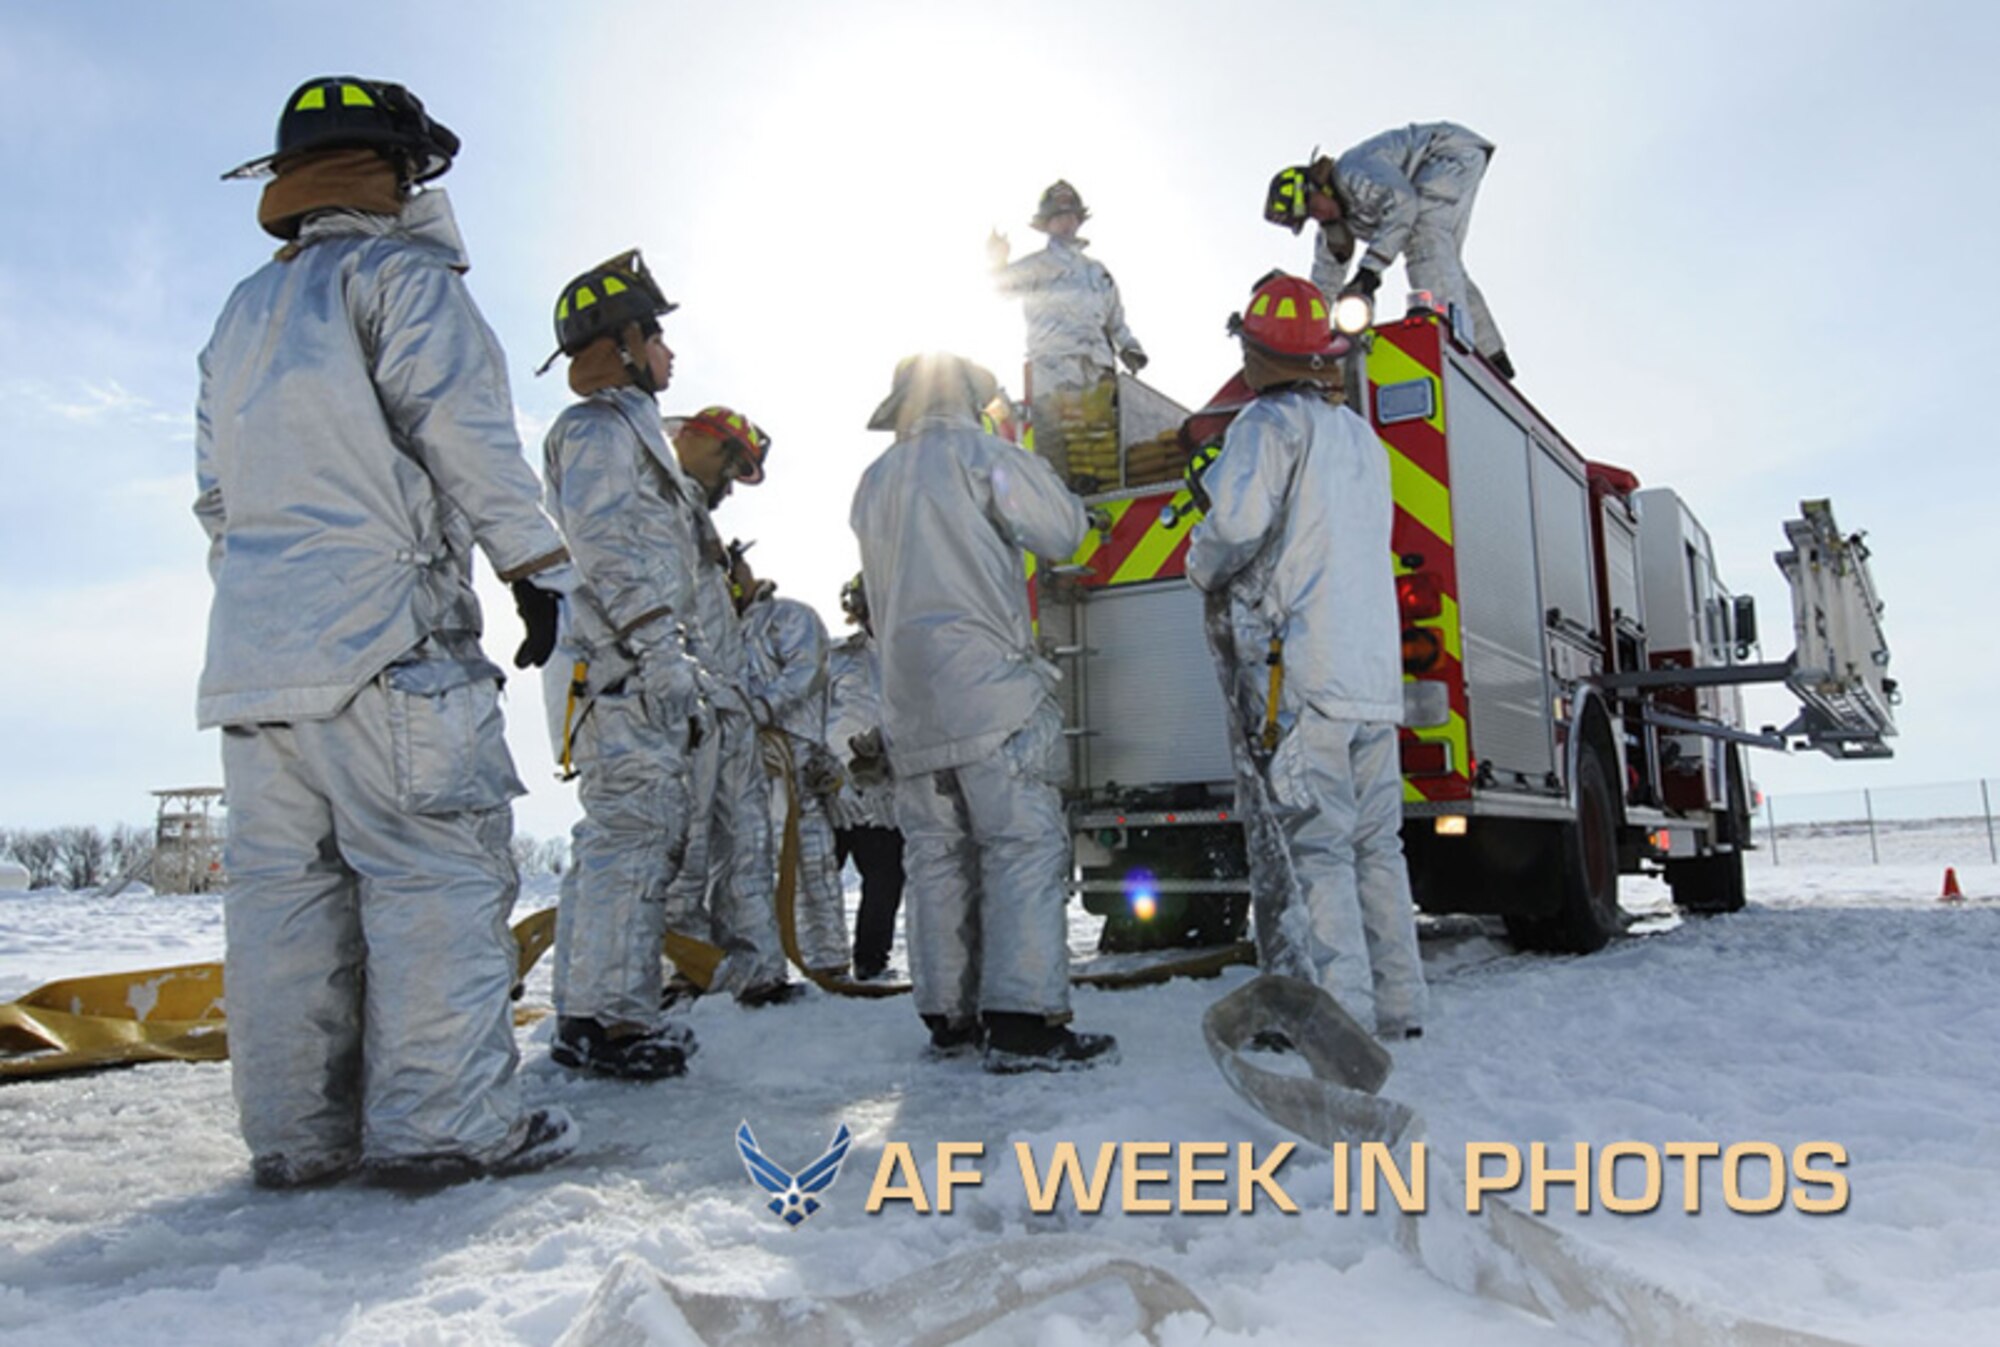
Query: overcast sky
2,1,1995,843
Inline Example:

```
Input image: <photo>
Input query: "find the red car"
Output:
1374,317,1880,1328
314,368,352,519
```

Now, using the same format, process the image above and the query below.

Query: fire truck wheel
1504,745,1623,953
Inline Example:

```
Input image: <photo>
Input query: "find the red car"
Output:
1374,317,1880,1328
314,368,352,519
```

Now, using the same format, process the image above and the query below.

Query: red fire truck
1036,303,1896,954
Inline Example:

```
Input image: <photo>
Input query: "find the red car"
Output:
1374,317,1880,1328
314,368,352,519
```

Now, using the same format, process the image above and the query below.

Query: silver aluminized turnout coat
1311,121,1505,359
743,594,848,972
194,188,573,1174
993,235,1144,391
659,450,787,995
851,409,1088,1020
540,385,705,711
851,412,1086,777
1186,391,1427,1034
540,383,707,1032
196,191,570,729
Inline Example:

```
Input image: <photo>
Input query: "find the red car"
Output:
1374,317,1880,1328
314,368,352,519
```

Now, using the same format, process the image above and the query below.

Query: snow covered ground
2,856,1997,1346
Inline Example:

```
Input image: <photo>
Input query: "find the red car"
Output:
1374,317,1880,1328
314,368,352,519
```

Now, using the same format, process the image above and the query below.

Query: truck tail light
1398,572,1443,621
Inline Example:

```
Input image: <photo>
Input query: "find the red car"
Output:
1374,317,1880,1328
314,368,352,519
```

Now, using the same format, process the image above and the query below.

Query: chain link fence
1758,779,1999,866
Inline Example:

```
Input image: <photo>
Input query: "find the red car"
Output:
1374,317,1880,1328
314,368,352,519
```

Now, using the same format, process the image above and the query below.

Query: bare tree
8,830,64,889
55,825,110,890
537,836,570,876
108,822,151,881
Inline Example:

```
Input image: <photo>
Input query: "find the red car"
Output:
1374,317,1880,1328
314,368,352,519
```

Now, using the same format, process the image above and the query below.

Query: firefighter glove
638,641,705,720
510,579,561,670
1120,347,1149,374
800,744,845,800
1342,267,1381,300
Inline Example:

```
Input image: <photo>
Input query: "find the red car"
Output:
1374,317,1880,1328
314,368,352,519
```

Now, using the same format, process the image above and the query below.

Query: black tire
1504,746,1623,953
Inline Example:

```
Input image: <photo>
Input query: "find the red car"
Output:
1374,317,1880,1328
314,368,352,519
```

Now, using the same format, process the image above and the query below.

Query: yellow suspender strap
1261,637,1284,754
558,660,588,780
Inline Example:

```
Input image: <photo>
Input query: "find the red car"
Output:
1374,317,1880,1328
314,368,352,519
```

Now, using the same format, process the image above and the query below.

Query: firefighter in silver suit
1186,273,1429,1039
538,250,708,1081
850,352,1118,1072
660,408,801,1007
198,76,576,1188
1266,122,1512,377
988,180,1147,487
739,571,851,976
826,575,904,981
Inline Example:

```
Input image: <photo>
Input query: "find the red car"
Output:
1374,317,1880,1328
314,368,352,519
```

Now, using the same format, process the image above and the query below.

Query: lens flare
1126,869,1160,922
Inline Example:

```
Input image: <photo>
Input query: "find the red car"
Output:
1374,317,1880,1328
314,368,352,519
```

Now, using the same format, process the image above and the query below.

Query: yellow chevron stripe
1368,335,1445,435
1390,448,1453,547
1437,592,1462,663
1110,498,1196,585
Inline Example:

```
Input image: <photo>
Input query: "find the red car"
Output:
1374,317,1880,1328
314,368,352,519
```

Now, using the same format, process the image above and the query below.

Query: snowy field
3,856,1997,1346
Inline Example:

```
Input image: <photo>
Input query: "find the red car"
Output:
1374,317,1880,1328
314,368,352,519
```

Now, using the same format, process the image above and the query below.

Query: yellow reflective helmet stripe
1250,294,1271,316
602,276,628,296
340,83,375,107
294,87,327,112
574,285,598,310
1310,298,1327,320
1275,297,1297,319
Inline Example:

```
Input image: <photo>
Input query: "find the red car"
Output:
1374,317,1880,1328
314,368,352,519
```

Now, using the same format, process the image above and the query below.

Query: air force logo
736,1121,852,1227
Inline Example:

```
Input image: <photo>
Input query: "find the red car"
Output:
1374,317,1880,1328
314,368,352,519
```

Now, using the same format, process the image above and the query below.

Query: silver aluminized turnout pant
894,703,1072,1021
1252,712,1429,1034
220,660,527,1170
667,706,787,993
1402,144,1504,359
553,687,691,1030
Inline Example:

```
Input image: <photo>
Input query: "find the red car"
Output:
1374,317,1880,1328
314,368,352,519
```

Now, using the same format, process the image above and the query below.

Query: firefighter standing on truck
850,352,1118,1071
738,557,852,978
1185,273,1429,1040
988,180,1148,491
659,408,803,1008
1265,122,1513,378
198,76,578,1187
537,249,709,1081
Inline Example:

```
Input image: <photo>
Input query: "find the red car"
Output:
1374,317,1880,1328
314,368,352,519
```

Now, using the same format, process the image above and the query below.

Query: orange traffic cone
1941,867,1965,903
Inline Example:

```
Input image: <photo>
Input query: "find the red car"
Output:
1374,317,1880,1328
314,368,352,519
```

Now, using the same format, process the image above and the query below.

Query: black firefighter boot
551,1016,696,1080
921,1013,985,1059
981,1012,1119,1075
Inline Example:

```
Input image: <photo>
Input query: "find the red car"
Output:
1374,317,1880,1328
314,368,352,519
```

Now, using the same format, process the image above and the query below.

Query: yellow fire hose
2,734,1250,1082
